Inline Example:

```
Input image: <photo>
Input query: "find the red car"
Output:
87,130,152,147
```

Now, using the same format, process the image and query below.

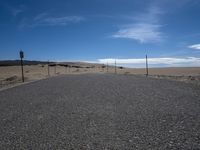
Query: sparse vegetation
0,61,200,90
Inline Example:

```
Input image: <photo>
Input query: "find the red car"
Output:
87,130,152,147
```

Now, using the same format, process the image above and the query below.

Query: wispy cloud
112,7,164,43
9,6,26,17
188,44,200,50
32,15,84,27
97,57,200,67
113,23,163,43
34,13,48,21
20,13,84,28
12,9,24,17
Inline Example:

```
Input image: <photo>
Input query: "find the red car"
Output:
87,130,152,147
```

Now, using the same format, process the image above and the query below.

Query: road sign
20,51,24,59
19,50,24,82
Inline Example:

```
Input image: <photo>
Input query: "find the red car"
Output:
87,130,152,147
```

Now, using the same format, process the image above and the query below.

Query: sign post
20,50,24,82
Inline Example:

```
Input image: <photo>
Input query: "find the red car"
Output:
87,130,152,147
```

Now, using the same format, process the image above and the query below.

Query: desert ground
0,64,200,90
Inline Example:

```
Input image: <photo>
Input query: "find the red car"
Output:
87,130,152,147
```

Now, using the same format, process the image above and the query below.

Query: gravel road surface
0,74,200,149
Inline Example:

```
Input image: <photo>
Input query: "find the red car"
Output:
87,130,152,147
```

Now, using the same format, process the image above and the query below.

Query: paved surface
0,74,200,149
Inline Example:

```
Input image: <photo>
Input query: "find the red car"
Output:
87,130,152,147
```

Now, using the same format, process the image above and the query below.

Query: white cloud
97,57,200,67
112,6,164,43
188,44,200,50
113,23,163,43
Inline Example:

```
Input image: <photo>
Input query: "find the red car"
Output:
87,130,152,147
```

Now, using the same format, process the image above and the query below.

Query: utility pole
146,54,149,77
115,59,117,74
19,50,24,82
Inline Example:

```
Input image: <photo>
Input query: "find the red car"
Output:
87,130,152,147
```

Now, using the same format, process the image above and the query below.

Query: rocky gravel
0,74,200,149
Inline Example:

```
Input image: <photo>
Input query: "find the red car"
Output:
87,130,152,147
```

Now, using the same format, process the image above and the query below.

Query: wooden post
146,54,149,77
48,61,50,76
107,62,108,73
115,59,117,74
54,65,56,74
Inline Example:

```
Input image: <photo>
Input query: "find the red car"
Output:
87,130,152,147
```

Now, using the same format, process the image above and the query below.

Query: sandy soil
0,65,200,90
117,67,200,85
0,64,106,90
121,67,200,76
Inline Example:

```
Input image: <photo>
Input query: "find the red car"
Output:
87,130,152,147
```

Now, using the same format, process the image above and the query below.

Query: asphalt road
0,74,200,149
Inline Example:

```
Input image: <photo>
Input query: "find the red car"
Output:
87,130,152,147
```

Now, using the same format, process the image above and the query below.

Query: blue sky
1,0,200,67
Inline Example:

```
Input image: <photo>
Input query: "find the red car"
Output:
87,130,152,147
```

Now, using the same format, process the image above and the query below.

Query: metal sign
20,51,24,59
19,50,24,82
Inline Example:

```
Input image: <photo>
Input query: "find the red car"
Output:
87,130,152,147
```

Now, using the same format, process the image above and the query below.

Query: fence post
115,59,117,74
48,61,50,76
146,54,149,77
107,62,108,73
54,65,56,75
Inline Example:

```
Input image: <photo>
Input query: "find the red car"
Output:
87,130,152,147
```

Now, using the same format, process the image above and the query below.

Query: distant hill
0,60,49,66
0,60,106,68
